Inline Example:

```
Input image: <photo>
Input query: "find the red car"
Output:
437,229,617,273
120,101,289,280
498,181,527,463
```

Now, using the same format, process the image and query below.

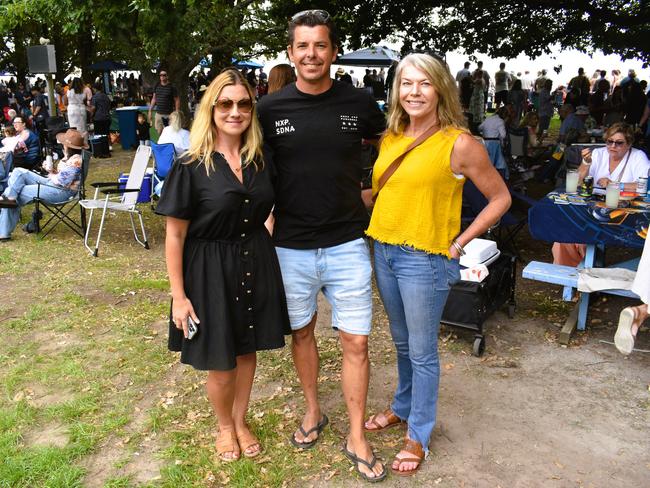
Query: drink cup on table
606,181,620,209
566,169,579,193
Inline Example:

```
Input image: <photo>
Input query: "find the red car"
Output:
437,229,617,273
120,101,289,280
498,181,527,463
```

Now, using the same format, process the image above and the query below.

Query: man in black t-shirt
148,69,179,135
258,10,387,482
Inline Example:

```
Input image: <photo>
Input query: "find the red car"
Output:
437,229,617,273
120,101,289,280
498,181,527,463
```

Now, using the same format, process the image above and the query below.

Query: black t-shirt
91,92,112,121
153,83,178,115
258,80,386,249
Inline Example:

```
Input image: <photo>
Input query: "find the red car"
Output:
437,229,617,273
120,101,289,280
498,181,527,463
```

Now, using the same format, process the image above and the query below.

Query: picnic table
523,190,648,342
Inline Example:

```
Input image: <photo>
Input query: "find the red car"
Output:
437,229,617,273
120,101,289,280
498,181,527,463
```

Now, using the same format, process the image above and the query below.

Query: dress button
244,199,250,203
241,233,246,237
244,219,248,223
246,272,251,276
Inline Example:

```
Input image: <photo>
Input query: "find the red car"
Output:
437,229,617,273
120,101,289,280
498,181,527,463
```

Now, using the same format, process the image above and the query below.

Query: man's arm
174,96,180,111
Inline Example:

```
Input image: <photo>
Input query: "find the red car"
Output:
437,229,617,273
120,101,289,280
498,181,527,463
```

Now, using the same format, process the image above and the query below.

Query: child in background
136,111,150,146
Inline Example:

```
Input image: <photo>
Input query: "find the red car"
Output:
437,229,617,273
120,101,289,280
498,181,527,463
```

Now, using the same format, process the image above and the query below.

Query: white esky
261,44,650,87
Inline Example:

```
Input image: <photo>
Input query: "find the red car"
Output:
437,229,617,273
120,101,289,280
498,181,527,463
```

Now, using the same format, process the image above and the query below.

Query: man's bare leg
291,314,323,444
340,330,385,478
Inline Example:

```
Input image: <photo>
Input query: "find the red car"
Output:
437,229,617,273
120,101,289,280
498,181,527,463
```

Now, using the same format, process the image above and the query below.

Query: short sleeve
363,94,386,139
155,158,196,219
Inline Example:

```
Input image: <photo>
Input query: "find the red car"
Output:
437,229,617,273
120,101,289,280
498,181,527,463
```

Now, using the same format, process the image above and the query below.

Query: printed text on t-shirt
275,119,296,134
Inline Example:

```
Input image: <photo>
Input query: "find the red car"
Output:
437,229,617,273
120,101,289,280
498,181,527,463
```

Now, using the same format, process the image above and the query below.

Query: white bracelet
581,158,591,166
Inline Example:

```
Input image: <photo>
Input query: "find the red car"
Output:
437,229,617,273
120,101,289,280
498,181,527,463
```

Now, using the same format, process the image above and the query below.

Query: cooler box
89,135,110,158
441,253,517,356
118,172,152,203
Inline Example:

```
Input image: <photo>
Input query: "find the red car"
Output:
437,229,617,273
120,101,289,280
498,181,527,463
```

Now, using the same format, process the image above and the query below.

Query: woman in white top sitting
577,122,649,190
552,122,650,266
157,111,190,156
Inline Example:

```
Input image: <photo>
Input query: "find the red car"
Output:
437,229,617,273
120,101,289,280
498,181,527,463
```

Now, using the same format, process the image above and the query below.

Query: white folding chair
80,145,152,256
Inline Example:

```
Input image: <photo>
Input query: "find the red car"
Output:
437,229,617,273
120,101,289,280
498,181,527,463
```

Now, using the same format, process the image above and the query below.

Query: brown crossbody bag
372,125,439,203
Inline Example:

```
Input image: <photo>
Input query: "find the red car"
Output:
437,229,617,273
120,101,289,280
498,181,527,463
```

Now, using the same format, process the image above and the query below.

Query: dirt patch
23,422,69,448
34,330,84,355
80,362,185,487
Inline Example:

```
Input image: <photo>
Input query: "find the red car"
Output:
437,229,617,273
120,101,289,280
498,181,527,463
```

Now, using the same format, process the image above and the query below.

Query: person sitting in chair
7,116,40,170
157,110,190,156
0,129,86,241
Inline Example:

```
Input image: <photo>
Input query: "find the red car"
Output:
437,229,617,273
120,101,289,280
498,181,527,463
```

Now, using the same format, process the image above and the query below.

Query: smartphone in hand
187,316,199,340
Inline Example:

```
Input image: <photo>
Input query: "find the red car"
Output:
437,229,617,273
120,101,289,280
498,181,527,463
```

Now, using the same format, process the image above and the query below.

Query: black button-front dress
156,151,290,371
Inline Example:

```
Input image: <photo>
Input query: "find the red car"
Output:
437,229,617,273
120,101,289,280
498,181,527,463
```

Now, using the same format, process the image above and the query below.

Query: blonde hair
168,111,185,132
186,69,263,174
386,53,467,135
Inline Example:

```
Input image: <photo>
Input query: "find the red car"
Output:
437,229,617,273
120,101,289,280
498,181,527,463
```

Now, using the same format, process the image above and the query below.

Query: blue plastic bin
118,172,152,203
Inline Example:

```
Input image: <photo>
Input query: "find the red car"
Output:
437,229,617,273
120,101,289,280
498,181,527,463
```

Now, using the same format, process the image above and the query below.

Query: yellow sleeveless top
366,128,465,256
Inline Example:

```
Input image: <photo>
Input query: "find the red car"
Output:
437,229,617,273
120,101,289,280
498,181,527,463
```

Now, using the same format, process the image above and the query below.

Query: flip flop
364,408,405,432
290,414,328,450
342,441,387,483
615,307,637,355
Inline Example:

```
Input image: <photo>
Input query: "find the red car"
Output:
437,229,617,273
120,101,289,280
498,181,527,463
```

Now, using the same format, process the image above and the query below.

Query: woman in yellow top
364,53,511,476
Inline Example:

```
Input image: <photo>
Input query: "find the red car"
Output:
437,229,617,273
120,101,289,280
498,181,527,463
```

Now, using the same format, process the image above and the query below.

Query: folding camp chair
32,149,91,237
80,145,152,256
149,141,175,208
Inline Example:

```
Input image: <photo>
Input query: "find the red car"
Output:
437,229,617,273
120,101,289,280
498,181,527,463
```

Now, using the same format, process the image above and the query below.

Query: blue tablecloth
528,191,648,249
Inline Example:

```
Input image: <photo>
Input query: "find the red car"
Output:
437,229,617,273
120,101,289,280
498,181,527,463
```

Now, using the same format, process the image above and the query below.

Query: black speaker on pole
27,45,57,73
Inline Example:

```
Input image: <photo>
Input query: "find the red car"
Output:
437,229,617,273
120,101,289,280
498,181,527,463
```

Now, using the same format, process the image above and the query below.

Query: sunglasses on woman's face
605,139,626,147
214,98,253,113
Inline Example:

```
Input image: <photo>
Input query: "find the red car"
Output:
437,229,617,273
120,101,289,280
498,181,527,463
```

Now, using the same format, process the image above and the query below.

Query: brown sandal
391,438,424,477
216,430,240,462
237,429,262,458
364,408,405,432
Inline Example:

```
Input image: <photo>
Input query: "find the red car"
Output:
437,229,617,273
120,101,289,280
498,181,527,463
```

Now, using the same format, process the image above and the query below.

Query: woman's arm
165,216,199,338
449,133,512,258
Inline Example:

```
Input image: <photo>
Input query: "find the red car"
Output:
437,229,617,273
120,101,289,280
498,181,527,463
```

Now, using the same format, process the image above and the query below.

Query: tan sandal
364,408,405,432
237,429,262,458
216,430,240,462
391,438,424,477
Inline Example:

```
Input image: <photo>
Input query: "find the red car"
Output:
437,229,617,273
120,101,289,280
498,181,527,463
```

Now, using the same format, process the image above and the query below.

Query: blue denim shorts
275,238,373,335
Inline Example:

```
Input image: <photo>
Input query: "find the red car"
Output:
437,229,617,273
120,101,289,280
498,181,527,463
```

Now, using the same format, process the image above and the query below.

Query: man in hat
0,129,87,240
337,67,353,84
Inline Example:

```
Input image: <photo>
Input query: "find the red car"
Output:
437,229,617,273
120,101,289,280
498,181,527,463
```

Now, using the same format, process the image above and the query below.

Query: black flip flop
290,414,329,450
342,442,388,483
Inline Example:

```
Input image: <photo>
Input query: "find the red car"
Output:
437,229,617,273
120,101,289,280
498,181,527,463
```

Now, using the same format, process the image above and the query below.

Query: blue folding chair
150,141,175,208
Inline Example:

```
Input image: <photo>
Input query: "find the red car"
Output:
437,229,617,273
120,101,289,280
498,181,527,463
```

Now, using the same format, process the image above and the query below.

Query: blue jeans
373,241,460,452
0,168,75,238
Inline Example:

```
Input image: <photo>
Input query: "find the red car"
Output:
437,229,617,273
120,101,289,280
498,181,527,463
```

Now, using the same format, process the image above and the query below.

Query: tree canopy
1,0,647,86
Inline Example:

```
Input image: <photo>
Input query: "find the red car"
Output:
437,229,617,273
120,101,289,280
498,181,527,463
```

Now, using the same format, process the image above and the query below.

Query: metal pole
46,73,57,116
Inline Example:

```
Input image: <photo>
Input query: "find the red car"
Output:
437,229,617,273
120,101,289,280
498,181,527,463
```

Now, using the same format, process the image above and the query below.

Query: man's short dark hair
288,10,339,48
578,67,584,75
499,62,505,69
464,61,470,68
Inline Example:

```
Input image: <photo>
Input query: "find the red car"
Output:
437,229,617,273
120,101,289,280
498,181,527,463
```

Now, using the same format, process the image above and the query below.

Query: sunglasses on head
605,139,626,147
291,9,330,22
214,98,253,113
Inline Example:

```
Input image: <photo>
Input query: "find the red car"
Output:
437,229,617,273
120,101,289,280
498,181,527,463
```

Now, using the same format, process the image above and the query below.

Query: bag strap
612,148,632,183
372,124,439,202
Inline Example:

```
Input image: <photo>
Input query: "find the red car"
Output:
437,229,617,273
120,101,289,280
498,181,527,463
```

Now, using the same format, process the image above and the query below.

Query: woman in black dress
156,69,290,462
